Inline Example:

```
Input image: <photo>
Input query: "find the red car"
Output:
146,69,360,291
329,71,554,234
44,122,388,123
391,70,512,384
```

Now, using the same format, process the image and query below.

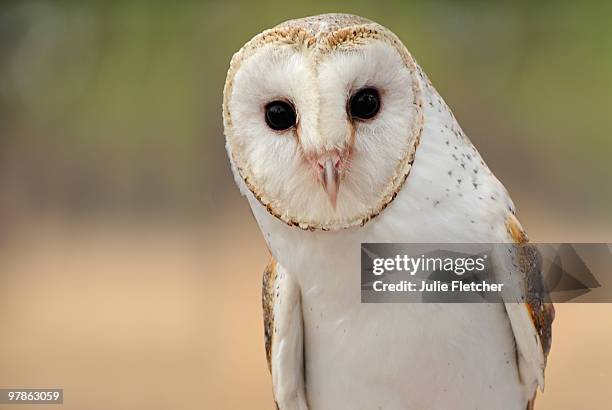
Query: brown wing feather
507,214,555,360
520,242,555,358
262,258,277,372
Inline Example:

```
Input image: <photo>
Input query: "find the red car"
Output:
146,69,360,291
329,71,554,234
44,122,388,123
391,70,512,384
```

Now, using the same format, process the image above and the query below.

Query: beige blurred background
1,1,611,409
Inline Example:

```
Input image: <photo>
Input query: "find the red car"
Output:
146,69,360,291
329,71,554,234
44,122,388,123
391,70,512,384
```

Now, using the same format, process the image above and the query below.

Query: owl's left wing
499,214,555,395
262,259,308,410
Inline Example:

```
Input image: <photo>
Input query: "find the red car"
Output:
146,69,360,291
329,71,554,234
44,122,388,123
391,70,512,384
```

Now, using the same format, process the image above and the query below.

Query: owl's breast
301,297,530,410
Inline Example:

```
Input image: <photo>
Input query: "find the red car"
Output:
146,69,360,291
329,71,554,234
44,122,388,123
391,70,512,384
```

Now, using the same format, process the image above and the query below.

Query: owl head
223,14,424,231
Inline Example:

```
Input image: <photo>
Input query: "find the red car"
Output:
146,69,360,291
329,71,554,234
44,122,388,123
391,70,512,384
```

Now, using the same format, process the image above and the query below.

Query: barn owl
223,13,554,410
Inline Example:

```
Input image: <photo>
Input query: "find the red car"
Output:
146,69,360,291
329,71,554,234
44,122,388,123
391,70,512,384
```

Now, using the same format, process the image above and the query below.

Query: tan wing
261,258,307,410
517,238,555,359
504,214,555,395
262,258,278,372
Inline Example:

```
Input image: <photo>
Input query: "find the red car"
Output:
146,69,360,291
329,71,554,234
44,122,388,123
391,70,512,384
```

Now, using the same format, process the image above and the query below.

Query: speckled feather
274,14,372,38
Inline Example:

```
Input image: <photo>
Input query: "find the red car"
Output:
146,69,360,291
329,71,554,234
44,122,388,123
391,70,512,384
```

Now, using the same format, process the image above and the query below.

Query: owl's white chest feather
254,210,532,409
251,198,532,409
296,241,525,410
302,298,524,410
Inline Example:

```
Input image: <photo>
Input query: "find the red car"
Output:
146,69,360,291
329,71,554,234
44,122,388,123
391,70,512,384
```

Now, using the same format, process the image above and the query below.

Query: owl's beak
314,153,341,209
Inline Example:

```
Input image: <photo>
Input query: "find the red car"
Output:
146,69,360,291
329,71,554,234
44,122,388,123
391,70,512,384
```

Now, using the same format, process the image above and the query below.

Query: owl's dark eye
349,88,380,120
265,100,297,131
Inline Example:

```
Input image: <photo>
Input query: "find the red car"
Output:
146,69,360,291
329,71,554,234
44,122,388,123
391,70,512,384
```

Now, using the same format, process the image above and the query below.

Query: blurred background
0,1,611,409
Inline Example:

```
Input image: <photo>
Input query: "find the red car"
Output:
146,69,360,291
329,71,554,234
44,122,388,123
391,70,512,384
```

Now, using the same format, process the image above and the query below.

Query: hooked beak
313,152,342,209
